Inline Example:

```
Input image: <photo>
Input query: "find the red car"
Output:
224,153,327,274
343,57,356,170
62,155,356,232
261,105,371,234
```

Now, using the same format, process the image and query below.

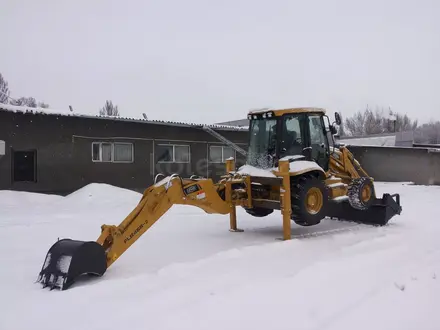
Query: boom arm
329,145,369,183
96,176,232,268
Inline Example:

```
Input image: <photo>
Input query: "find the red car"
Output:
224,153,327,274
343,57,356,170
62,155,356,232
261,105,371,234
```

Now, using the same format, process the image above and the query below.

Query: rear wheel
291,174,329,226
244,207,274,217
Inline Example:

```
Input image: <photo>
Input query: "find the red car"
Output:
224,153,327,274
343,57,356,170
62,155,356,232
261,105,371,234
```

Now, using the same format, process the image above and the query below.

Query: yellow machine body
37,107,402,290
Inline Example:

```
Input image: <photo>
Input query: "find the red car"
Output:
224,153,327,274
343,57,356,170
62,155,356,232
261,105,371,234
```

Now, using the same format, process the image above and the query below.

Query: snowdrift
64,183,142,205
1,182,440,330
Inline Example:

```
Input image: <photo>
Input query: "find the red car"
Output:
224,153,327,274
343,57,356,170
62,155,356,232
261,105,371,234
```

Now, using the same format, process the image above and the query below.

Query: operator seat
283,131,302,156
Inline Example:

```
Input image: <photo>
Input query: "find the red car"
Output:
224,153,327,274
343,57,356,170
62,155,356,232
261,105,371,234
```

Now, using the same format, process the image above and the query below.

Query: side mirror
330,125,338,135
334,112,342,126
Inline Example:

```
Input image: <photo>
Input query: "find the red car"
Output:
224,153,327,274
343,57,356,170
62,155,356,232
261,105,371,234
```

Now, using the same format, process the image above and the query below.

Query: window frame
156,144,191,164
209,145,236,163
92,142,134,163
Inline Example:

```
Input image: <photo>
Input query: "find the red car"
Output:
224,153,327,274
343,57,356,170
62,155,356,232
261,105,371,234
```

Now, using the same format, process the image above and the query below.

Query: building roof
215,118,249,127
336,133,396,147
0,103,248,132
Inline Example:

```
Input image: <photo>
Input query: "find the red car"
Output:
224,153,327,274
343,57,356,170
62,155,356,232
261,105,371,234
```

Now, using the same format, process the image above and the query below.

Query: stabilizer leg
226,158,244,232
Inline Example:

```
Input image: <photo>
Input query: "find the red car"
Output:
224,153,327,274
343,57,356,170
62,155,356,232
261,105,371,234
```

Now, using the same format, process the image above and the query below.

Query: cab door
279,113,308,159
306,114,330,171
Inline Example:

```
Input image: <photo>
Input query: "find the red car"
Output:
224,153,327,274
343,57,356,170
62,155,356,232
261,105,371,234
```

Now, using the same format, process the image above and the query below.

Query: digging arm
96,176,232,268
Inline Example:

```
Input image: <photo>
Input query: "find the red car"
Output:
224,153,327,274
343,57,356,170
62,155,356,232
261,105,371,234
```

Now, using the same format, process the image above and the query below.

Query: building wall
395,131,414,147
0,110,248,194
347,145,440,185
3,109,439,194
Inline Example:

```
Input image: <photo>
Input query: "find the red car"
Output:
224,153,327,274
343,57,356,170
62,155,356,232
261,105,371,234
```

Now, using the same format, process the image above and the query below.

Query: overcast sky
1,0,439,124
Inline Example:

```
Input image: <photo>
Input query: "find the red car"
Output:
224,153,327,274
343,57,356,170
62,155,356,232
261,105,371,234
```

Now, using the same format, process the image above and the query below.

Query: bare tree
38,101,49,108
345,109,367,136
395,113,418,132
0,73,10,104
0,72,51,108
364,107,385,135
99,100,120,116
11,96,37,107
344,105,418,136
414,121,440,144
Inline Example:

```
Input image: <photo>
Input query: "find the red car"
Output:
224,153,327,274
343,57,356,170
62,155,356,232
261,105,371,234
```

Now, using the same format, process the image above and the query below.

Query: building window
13,150,37,182
0,140,5,156
114,143,134,162
209,146,235,163
92,142,134,163
157,144,190,163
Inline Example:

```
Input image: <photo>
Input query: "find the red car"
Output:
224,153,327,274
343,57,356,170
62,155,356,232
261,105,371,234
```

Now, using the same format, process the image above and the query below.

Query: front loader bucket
327,193,402,226
36,239,107,290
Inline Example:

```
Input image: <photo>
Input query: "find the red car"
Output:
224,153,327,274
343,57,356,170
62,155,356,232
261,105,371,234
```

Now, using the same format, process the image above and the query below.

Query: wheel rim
305,187,323,214
361,184,372,203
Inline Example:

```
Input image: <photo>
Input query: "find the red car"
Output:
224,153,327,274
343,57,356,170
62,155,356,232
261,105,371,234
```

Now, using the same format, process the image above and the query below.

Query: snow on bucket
37,239,107,290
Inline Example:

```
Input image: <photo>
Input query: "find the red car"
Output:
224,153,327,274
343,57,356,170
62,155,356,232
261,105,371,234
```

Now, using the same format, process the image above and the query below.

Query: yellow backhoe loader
37,107,402,290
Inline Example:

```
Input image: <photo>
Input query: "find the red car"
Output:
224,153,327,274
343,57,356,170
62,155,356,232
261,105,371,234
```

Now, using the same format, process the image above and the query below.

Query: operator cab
246,108,340,170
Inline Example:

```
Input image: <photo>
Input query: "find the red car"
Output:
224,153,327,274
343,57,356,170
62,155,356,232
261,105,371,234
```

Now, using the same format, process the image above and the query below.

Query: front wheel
347,177,376,210
291,174,329,226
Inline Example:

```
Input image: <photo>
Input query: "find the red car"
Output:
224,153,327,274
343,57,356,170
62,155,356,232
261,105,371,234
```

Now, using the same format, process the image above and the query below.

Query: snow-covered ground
1,182,440,330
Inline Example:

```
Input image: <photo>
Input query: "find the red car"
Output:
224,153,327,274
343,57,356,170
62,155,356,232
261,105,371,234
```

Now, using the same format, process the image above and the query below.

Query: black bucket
327,193,402,226
36,239,107,290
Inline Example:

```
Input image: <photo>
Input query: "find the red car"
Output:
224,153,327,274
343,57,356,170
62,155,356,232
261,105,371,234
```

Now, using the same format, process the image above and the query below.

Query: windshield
247,118,278,168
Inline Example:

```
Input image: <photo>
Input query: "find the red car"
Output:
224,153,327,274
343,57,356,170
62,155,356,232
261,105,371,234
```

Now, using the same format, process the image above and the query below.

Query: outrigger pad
36,239,107,290
327,193,402,226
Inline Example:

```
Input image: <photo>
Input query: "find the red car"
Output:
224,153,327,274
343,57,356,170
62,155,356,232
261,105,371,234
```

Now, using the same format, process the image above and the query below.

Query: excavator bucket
36,239,107,290
327,193,402,226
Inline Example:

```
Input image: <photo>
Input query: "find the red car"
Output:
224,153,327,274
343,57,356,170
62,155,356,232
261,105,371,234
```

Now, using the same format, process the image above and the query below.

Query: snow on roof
0,103,248,132
215,118,249,127
338,135,396,147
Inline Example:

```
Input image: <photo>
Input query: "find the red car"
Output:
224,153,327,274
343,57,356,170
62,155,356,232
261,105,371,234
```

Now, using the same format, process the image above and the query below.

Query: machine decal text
124,220,148,244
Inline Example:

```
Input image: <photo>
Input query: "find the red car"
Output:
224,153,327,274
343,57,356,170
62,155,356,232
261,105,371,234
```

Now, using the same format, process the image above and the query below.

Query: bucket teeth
37,273,65,290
